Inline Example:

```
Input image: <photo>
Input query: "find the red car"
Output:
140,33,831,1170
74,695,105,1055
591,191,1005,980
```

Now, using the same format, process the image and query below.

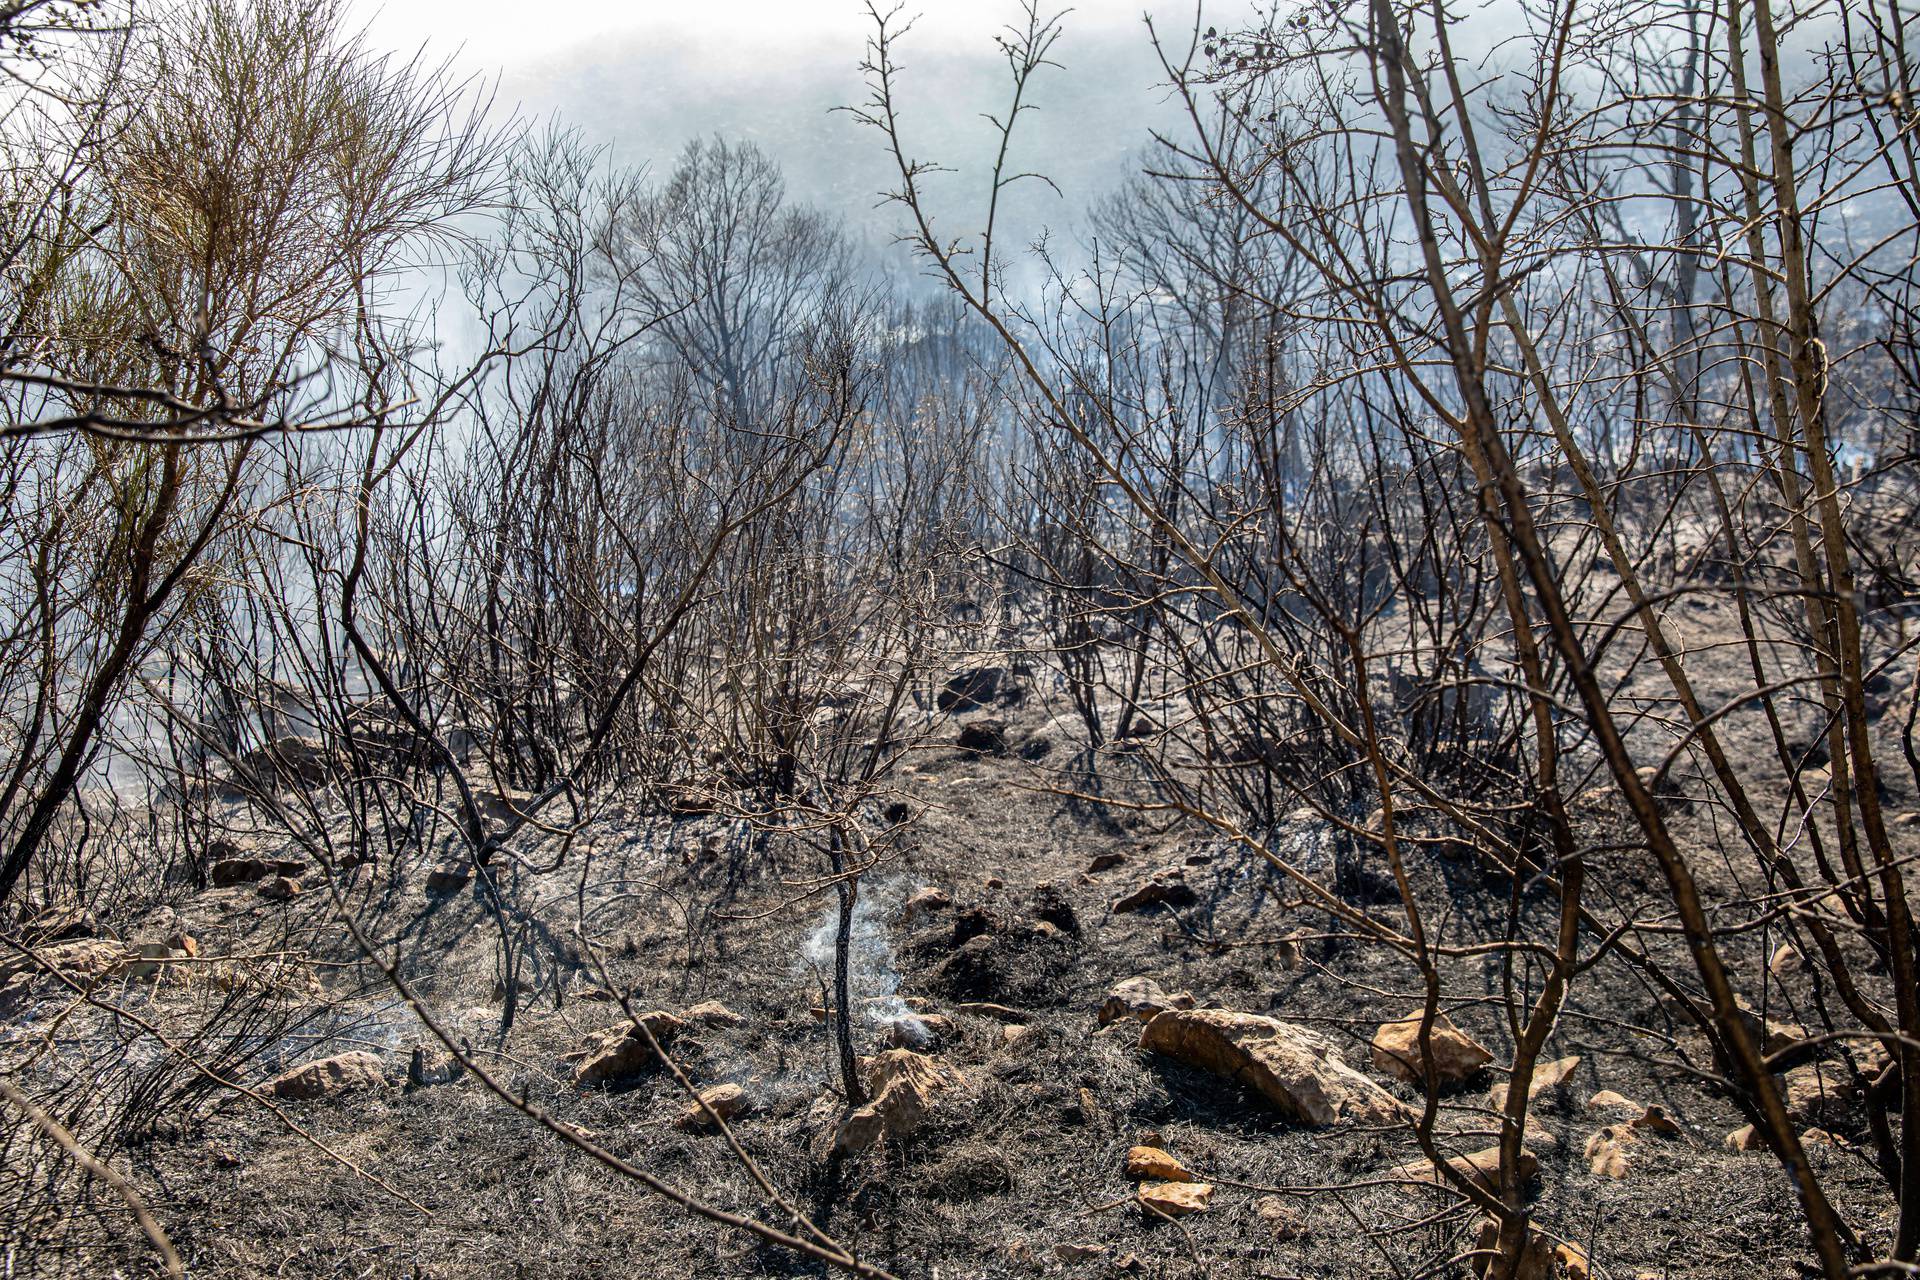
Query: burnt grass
11,653,1916,1279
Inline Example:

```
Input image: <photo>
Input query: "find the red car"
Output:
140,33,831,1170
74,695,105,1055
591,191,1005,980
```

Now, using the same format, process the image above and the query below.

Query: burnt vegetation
2,0,1920,1276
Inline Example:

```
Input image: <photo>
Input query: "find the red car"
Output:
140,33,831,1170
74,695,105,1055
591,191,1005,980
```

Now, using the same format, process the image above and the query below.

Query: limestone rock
1370,1013,1494,1087
571,1011,686,1087
1098,977,1193,1027
1253,1196,1308,1240
1137,1181,1212,1217
268,1051,386,1100
1586,1089,1640,1112
832,1049,962,1155
1583,1125,1636,1178
1488,1055,1581,1110
1784,1061,1856,1124
1124,1145,1194,1182
258,875,301,901
1725,1124,1765,1152
1770,943,1805,977
676,1083,750,1131
681,999,745,1028
1138,1008,1404,1127
1054,1242,1109,1263
905,886,952,917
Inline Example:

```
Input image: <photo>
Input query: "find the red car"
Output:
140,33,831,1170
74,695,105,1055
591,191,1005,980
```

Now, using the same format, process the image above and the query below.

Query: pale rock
1097,977,1192,1027
268,1050,386,1100
1254,1196,1308,1240
1725,1124,1765,1152
1586,1089,1640,1112
676,1082,750,1131
571,1011,687,1086
1124,1145,1194,1182
1770,943,1805,977
1389,1144,1538,1194
1583,1125,1636,1178
1487,1055,1581,1110
1137,1181,1212,1217
681,999,745,1028
832,1050,962,1155
1139,1009,1405,1127
1371,1013,1494,1087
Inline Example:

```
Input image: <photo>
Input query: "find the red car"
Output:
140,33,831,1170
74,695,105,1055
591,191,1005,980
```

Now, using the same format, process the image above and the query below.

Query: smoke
800,875,929,1046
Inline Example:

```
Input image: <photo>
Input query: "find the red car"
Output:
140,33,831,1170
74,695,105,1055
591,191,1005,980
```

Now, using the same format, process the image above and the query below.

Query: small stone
1253,1196,1308,1240
1053,1243,1108,1264
1097,976,1193,1027
258,876,301,901
676,1082,750,1130
1087,853,1126,873
905,886,951,916
1137,1181,1212,1217
1770,943,1805,976
1583,1125,1636,1178
1784,1061,1857,1123
1125,1145,1194,1182
984,875,1006,891
267,1050,386,1100
1111,868,1198,913
1725,1124,1765,1152
1631,1104,1680,1134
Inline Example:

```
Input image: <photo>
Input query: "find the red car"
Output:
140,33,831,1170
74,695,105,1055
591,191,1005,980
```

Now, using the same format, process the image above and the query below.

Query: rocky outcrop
1138,1008,1403,1127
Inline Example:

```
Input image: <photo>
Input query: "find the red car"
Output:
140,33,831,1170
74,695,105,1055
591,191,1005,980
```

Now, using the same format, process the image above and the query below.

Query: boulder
1112,868,1198,914
1470,1218,1556,1280
1487,1055,1581,1110
1784,1061,1857,1123
1137,1181,1212,1218
1125,1145,1194,1182
267,1051,387,1100
938,666,1019,712
1370,1013,1494,1087
956,719,1009,755
1098,977,1193,1027
18,902,99,943
258,875,301,901
1586,1089,1640,1112
1138,1008,1404,1127
833,1049,962,1155
676,1083,751,1131
0,939,133,990
571,1011,687,1087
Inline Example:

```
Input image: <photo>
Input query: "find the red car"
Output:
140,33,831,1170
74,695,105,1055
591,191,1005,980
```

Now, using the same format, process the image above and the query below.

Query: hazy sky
349,1,1199,256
